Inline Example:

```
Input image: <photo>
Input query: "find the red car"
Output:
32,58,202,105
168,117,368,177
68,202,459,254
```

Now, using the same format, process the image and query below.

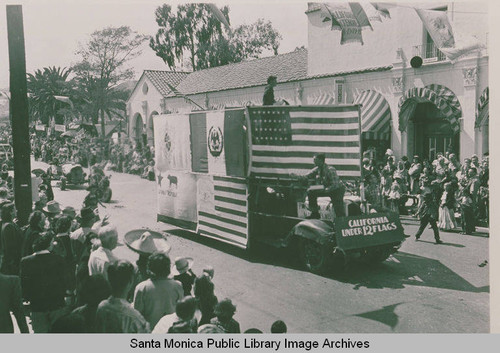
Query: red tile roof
172,49,308,96
135,49,392,99
143,70,190,97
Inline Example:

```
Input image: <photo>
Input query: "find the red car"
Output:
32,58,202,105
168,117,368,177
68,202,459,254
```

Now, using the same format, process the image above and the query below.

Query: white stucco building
127,2,489,162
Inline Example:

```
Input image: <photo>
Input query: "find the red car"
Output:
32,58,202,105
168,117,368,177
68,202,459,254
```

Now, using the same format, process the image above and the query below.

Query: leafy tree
27,66,74,125
150,4,282,71
72,26,147,135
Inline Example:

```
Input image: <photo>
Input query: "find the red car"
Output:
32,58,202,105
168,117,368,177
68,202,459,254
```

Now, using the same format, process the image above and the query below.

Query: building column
390,75,405,159
390,48,406,159
460,66,478,162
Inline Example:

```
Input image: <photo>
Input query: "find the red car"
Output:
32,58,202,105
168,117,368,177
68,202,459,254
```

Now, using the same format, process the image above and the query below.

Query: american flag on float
197,175,248,249
246,105,362,180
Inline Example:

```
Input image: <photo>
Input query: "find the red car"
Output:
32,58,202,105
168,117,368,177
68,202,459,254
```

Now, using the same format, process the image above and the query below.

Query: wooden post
7,5,32,225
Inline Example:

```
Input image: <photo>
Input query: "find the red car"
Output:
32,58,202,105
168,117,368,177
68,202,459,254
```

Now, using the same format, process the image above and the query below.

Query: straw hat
43,200,62,215
32,168,46,177
124,229,171,255
172,256,194,276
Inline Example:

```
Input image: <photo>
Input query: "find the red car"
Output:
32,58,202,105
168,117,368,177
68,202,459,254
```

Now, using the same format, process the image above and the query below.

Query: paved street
33,160,489,333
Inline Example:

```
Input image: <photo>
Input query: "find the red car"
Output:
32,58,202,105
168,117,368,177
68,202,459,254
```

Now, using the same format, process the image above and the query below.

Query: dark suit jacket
0,273,25,333
20,250,68,312
0,222,23,275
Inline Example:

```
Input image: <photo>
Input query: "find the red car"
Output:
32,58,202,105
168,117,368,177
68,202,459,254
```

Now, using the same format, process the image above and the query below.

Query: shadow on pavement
165,230,488,295
354,303,402,331
335,251,489,294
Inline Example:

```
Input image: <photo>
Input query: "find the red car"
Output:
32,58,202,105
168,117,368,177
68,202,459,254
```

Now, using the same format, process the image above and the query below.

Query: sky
0,0,309,89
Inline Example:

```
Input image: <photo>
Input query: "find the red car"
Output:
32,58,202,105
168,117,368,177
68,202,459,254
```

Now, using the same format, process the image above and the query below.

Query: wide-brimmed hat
32,168,46,177
43,200,62,214
172,256,194,276
124,229,171,256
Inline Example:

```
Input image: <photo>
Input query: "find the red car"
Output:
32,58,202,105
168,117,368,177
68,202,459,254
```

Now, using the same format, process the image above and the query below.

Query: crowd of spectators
362,149,489,233
0,171,287,333
31,134,155,181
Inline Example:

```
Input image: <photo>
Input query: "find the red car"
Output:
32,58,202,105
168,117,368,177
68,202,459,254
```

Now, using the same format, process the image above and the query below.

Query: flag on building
371,3,394,18
415,8,484,61
415,9,455,49
247,106,362,180
320,3,364,44
349,2,374,30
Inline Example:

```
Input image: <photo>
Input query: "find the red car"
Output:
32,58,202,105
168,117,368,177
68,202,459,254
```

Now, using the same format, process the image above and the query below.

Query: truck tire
298,238,332,275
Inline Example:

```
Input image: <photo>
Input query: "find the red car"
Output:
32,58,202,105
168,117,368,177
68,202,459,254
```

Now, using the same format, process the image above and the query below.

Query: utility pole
7,5,32,225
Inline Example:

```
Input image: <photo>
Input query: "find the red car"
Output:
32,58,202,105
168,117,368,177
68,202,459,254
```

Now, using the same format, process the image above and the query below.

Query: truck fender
290,219,335,246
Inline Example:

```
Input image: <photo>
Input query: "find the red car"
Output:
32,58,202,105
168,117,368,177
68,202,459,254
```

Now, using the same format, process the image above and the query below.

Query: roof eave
168,65,393,98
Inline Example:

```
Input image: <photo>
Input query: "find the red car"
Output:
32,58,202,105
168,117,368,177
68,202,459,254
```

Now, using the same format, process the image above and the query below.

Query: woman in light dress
438,182,457,231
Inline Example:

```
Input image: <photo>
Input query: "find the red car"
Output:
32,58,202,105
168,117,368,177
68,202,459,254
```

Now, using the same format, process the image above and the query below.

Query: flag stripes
248,106,361,180
198,176,248,248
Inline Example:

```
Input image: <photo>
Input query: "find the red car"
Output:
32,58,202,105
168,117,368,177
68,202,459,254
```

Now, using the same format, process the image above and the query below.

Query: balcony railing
413,43,447,62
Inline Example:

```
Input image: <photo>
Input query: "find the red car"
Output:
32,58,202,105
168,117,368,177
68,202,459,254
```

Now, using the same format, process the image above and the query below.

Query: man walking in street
414,192,443,244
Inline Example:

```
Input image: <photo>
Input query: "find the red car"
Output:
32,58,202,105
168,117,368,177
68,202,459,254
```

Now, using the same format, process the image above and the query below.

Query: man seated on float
293,153,345,219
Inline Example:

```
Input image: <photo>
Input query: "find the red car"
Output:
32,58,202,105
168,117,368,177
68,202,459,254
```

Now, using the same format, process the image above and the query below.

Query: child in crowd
210,298,241,333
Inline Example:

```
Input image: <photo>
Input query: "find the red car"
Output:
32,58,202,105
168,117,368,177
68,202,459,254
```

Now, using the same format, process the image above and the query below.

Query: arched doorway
475,87,489,157
148,111,158,147
399,86,462,161
133,113,145,146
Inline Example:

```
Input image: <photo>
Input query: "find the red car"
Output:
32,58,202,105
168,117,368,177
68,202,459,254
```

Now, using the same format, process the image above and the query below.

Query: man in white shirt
88,224,118,280
70,207,97,261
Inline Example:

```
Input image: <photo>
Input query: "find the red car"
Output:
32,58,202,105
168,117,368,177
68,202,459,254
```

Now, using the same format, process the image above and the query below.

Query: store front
399,85,462,161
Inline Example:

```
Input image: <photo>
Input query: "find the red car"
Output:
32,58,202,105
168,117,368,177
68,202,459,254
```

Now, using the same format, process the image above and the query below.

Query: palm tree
73,75,128,136
27,66,74,125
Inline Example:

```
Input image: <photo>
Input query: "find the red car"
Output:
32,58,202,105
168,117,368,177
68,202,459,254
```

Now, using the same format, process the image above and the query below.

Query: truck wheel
298,238,331,275
60,178,66,191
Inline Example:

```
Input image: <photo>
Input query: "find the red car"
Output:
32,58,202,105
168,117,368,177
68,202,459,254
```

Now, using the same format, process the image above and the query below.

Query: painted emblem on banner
208,126,223,157
163,130,172,159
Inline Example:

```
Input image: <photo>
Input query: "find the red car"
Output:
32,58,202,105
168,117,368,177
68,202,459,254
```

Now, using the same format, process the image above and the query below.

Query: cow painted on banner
154,106,406,274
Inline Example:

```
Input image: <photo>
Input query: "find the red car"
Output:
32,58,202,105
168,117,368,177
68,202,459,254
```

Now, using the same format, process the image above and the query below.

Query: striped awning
398,86,461,133
475,87,489,128
353,90,391,140
311,92,335,105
